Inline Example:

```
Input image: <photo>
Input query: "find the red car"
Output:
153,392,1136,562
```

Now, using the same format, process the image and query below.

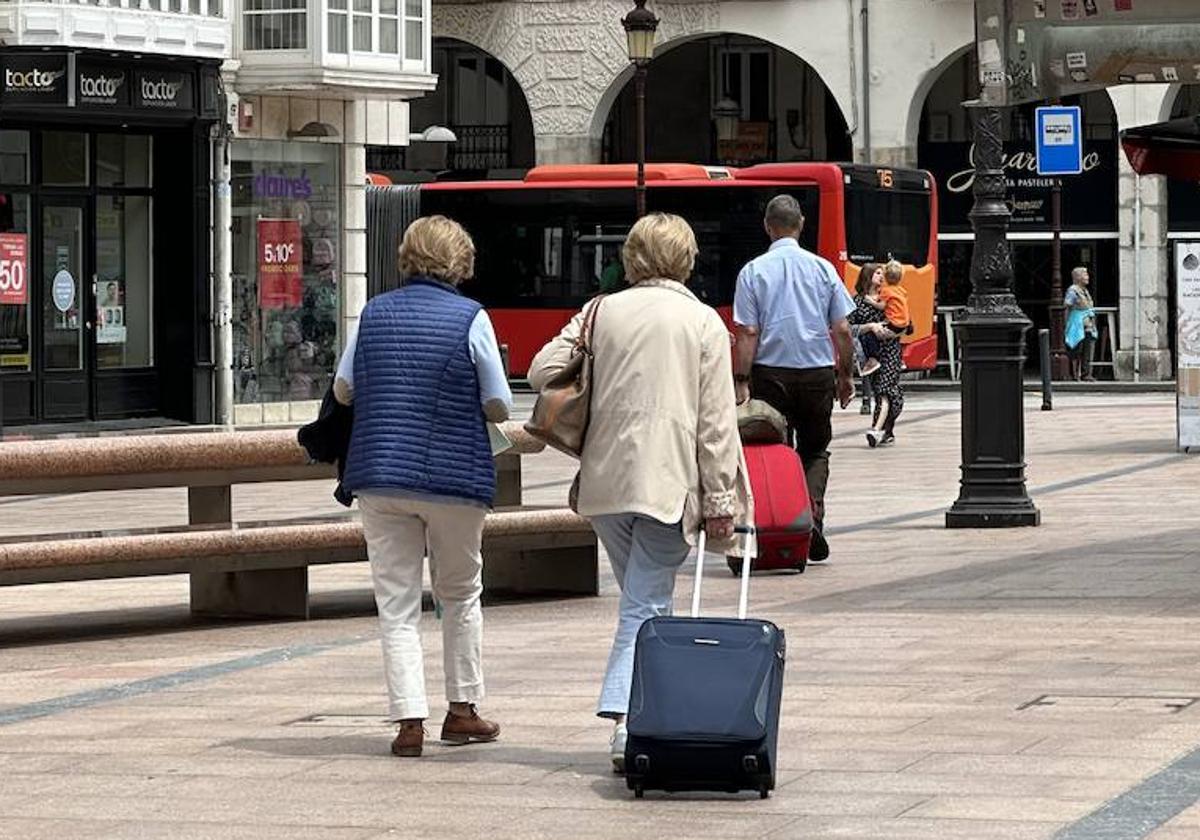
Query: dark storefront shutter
366,185,421,298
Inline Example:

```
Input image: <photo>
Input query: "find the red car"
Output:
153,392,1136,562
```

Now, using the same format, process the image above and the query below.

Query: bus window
844,183,931,266
426,183,820,309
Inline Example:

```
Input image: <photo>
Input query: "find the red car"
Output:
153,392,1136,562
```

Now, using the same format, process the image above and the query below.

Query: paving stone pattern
0,394,1198,840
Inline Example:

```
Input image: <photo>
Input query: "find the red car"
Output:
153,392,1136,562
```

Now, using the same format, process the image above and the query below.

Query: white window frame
242,0,308,51
711,44,774,121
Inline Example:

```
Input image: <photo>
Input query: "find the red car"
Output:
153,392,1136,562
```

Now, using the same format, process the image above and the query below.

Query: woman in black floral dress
848,264,904,446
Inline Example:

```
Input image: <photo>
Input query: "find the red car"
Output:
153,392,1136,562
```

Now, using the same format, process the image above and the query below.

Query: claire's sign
258,218,303,310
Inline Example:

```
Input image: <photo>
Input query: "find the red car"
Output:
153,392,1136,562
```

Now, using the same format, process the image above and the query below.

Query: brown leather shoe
440,706,500,745
391,720,424,757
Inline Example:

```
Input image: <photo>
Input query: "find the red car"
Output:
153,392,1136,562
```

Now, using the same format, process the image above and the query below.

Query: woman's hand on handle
735,381,751,406
705,516,735,541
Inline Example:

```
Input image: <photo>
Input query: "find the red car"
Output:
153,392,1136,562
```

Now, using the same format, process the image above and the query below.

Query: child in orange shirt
857,260,912,375
877,260,912,336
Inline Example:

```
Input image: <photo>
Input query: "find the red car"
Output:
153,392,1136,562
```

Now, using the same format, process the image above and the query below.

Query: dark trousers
1068,334,1096,379
750,365,834,530
859,331,882,361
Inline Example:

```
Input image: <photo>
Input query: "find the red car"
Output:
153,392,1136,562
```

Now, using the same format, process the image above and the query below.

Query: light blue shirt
335,309,513,420
733,238,855,370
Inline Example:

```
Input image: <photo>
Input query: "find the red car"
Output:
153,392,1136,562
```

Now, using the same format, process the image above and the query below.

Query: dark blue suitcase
625,527,785,799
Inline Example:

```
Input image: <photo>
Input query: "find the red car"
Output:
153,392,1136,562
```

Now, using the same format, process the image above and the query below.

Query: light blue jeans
591,513,692,718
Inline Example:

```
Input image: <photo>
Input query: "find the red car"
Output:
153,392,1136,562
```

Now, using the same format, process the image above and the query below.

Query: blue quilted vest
342,277,495,507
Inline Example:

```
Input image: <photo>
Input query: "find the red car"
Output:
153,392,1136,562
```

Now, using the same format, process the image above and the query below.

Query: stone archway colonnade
432,0,1188,379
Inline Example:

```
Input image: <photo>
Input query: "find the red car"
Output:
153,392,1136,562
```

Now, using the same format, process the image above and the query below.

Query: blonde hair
398,215,475,285
884,259,904,284
622,213,699,284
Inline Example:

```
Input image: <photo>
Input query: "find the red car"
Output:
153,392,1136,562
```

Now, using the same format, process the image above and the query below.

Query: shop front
229,140,340,415
0,49,220,426
919,59,1121,370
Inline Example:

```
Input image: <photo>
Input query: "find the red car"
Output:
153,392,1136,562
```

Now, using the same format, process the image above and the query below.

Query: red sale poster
258,218,303,309
0,232,29,306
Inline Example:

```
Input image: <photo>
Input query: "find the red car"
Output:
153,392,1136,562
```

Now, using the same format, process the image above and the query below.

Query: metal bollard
860,375,873,416
1039,329,1053,412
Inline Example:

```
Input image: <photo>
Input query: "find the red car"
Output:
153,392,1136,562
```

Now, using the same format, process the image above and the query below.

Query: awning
1121,116,1200,181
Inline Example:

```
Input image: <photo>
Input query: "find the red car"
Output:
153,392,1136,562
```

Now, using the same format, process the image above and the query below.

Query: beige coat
528,279,752,549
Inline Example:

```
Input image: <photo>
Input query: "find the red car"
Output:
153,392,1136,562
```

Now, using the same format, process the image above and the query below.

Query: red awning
1121,117,1200,181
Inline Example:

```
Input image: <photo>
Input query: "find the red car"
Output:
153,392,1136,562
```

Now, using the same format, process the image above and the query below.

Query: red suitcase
728,444,813,575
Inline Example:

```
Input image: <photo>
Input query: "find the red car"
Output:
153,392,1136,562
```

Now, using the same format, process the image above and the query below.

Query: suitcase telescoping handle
691,525,757,621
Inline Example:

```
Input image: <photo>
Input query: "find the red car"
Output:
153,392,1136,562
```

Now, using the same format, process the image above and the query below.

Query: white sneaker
610,723,628,774
866,429,881,448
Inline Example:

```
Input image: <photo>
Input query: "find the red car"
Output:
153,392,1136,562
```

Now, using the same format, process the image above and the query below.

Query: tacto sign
77,67,127,107
5,68,64,91
0,53,72,106
136,73,191,110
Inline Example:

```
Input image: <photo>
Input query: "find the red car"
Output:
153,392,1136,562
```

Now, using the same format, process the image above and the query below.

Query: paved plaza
1,393,1198,839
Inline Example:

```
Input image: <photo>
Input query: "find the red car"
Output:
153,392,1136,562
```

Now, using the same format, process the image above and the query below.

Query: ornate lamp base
945,308,1041,529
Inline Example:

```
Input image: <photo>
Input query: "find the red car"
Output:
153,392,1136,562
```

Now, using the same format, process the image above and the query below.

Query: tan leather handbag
524,296,604,457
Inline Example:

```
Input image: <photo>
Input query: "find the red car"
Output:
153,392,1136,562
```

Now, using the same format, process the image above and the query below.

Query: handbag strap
576,296,605,356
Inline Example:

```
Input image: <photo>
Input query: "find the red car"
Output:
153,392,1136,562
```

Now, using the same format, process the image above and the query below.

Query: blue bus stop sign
1035,106,1083,176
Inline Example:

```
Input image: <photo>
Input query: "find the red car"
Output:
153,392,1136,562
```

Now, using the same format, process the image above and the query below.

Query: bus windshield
422,185,820,309
843,180,932,267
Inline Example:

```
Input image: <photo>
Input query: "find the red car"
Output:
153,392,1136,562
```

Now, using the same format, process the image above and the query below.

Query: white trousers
359,493,487,721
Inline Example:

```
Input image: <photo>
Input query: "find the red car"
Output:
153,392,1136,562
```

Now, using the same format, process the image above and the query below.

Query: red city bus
368,162,939,375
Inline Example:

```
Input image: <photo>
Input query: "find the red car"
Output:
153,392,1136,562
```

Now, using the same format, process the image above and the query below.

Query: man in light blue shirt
733,194,856,563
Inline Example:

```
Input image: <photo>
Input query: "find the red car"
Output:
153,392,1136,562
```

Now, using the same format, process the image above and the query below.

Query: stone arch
433,1,724,146
399,37,537,173
591,31,853,166
588,29,853,145
905,43,974,158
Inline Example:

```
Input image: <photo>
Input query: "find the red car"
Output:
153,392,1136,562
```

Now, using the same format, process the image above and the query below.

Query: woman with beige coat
528,212,751,772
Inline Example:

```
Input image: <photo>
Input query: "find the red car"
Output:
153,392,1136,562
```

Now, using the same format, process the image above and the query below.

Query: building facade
0,0,434,428
1,0,1188,431
421,0,1186,381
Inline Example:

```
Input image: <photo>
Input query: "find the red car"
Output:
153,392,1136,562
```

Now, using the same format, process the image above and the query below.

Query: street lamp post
622,0,658,218
946,105,1041,529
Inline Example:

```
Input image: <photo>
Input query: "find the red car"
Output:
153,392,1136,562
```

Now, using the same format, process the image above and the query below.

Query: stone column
860,145,917,167
1108,83,1174,381
342,101,369,349
534,134,602,165
1116,157,1173,380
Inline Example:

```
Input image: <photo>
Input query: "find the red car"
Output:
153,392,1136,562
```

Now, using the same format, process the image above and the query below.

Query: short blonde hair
399,215,475,285
622,213,698,284
884,259,904,283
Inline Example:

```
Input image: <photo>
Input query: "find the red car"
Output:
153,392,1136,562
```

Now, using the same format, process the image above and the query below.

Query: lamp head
622,0,659,65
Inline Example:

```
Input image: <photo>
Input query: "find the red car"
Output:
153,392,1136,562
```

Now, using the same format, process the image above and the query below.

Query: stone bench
0,425,597,619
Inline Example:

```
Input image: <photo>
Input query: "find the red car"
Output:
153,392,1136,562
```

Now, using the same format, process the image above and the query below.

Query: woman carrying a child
848,261,906,448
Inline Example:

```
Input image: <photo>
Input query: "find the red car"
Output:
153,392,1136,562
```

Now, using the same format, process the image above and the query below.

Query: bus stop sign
1035,106,1083,176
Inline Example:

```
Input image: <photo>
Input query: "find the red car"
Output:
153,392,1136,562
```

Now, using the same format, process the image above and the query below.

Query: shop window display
231,141,339,404
0,131,30,372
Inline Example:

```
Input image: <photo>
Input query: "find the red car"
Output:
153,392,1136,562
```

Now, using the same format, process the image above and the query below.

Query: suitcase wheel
727,557,745,576
759,785,770,800
634,785,644,799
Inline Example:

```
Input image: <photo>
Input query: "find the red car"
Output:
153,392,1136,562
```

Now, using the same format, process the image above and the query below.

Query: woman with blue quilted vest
334,215,512,758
